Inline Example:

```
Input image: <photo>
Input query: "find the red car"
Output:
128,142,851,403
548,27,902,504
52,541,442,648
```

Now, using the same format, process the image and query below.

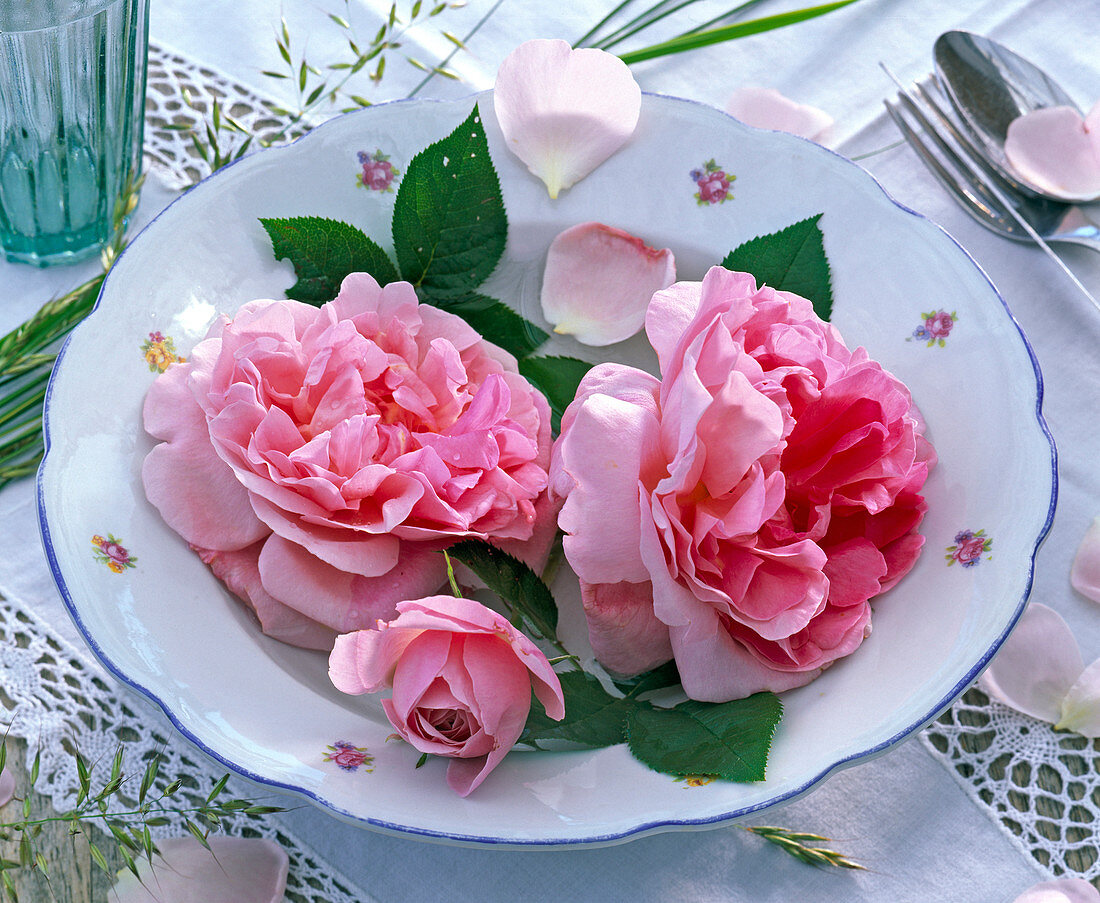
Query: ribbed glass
0,0,149,266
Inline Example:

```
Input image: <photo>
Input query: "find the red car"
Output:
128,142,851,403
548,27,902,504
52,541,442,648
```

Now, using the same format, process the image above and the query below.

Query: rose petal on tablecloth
1012,878,1100,903
111,837,288,903
726,86,833,141
980,602,1084,724
1070,515,1100,603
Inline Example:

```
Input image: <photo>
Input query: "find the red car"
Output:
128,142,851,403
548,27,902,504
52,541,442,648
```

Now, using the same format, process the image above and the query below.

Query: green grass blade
617,0,857,64
574,0,638,47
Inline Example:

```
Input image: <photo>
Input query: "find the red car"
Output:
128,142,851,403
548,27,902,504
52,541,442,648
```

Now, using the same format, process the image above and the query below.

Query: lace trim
145,41,313,190
922,687,1100,882
0,595,375,903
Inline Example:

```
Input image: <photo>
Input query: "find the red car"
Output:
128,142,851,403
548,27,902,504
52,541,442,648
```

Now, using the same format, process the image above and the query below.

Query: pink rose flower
925,310,954,338
361,159,396,190
143,274,553,649
551,267,934,702
329,595,565,796
697,173,730,204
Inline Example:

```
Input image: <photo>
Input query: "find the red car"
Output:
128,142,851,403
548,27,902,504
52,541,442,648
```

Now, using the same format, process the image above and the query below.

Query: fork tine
882,98,1007,229
910,79,1014,191
885,80,1017,227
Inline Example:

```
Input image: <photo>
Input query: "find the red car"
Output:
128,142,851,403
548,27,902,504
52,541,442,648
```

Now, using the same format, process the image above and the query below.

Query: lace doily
922,687,1100,882
145,42,314,190
0,595,375,903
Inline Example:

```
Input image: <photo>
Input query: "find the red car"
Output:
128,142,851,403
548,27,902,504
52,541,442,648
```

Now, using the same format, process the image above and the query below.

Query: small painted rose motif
909,310,957,347
692,159,735,205
946,529,992,567
356,150,399,192
140,332,185,373
323,741,373,773
92,534,136,573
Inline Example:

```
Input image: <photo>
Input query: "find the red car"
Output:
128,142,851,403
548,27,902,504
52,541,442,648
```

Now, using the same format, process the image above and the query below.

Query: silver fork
882,66,1100,312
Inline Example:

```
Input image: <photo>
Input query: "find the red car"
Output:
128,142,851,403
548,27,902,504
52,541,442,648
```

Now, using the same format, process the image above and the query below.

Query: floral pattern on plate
908,310,957,347
356,150,400,193
691,159,735,205
323,741,374,773
140,331,185,373
91,534,136,573
946,529,992,568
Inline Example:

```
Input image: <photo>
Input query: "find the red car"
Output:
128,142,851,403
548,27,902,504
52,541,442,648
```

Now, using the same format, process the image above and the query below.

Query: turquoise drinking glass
0,0,149,267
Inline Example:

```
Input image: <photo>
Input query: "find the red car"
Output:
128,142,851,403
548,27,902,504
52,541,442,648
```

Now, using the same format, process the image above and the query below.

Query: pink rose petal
726,86,833,141
540,222,676,346
111,837,288,903
257,534,447,634
580,579,672,675
1004,102,1100,200
1058,657,1100,737
1071,515,1100,603
980,602,1084,724
195,542,337,650
0,769,14,808
1013,879,1100,903
552,365,662,585
494,39,641,198
142,363,268,552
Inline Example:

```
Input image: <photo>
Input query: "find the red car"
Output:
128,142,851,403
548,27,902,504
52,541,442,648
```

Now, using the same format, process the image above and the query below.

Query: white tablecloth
4,0,1100,899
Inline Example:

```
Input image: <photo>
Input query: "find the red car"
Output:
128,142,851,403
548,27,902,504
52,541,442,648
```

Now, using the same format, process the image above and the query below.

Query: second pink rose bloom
550,267,935,702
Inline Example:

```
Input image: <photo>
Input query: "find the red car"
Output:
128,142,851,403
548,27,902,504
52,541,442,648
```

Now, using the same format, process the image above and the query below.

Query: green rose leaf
611,660,681,697
521,670,636,748
722,214,832,321
260,216,400,303
444,539,558,640
517,356,594,434
626,693,783,782
437,293,548,360
392,103,507,301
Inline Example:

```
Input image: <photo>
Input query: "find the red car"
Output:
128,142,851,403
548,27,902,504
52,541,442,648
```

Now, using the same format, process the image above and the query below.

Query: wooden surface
0,736,122,903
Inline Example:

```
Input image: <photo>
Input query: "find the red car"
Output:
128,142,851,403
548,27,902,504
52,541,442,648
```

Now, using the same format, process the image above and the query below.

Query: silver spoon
933,30,1099,203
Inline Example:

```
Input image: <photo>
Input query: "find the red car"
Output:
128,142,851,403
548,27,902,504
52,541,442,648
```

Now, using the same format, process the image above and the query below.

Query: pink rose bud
329,595,565,796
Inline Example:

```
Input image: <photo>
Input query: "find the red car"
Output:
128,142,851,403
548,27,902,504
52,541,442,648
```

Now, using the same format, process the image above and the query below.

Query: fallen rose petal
1057,657,1100,737
1071,515,1100,603
980,602,1084,724
111,837,288,903
1013,878,1100,903
726,86,833,141
0,769,14,808
494,39,641,198
540,222,676,346
1004,101,1100,200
